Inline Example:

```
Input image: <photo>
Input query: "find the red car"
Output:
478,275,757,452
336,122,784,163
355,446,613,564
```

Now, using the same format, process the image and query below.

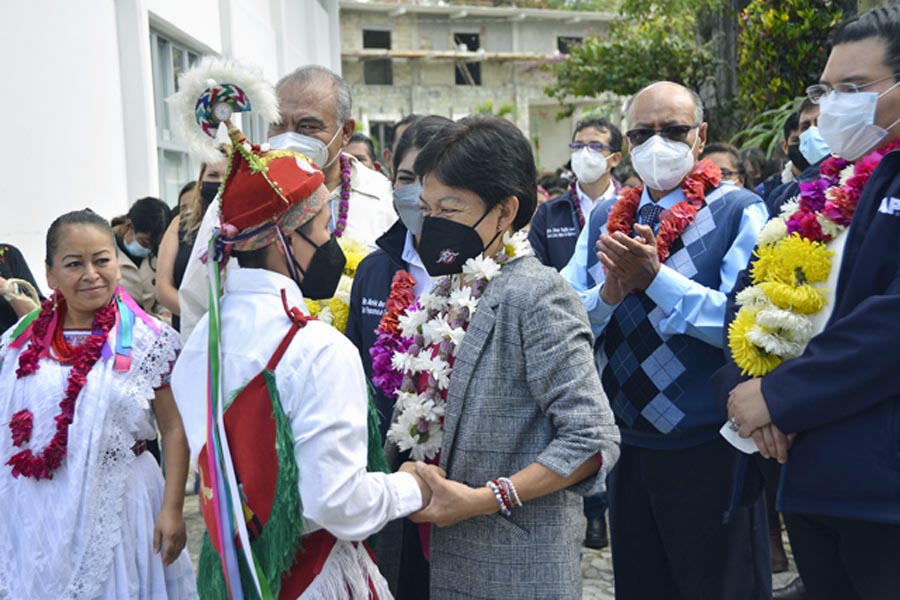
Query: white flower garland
386,231,532,460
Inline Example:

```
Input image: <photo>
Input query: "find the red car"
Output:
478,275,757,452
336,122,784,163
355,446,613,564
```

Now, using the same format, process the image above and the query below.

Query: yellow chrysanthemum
327,297,350,333
338,237,370,279
305,298,324,316
751,234,833,286
728,307,783,377
758,282,827,314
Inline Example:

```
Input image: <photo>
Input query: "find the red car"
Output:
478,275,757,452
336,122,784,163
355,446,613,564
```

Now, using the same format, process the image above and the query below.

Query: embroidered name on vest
547,226,579,239
361,297,386,317
877,196,900,216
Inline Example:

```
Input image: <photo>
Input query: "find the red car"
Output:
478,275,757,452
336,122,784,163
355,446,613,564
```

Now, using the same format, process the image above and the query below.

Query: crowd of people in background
1,5,899,600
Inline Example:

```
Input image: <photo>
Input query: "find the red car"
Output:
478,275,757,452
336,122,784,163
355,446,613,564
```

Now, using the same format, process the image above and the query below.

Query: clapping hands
597,224,660,305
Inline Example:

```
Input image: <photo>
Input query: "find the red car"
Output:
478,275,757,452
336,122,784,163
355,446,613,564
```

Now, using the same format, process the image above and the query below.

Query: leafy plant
730,97,802,157
473,99,517,120
737,0,844,117
545,1,721,117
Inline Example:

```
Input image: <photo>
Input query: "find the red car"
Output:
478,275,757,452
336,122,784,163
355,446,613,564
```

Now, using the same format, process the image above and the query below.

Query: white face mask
818,80,900,161
268,125,344,168
571,147,609,184
630,134,698,192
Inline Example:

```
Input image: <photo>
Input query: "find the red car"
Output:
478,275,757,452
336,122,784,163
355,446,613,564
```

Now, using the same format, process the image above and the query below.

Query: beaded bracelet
498,477,523,508
485,480,512,516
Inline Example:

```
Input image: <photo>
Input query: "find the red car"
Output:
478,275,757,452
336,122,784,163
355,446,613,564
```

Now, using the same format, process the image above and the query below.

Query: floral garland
728,138,900,377
373,231,532,460
7,295,117,480
334,154,352,238
606,159,722,263
568,179,586,230
304,237,370,333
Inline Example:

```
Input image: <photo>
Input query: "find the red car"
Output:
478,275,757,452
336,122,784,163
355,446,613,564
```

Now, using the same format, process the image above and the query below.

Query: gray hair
624,81,704,127
275,65,352,124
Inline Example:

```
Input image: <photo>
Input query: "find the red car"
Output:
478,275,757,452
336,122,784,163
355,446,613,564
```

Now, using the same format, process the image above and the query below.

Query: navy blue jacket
715,149,900,524
346,221,408,439
528,190,583,271
765,158,826,216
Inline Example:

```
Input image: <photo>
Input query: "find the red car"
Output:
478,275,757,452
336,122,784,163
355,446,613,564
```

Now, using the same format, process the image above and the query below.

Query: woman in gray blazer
381,115,620,599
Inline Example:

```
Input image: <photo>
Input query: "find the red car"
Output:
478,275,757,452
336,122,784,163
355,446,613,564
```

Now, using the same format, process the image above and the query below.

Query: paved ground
184,496,798,598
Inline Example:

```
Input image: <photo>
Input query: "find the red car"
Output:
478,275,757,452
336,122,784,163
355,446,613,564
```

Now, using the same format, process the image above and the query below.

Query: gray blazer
383,256,620,599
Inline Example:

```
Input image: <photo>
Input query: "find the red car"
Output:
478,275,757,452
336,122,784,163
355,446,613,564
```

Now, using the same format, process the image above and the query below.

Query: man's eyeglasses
625,124,698,146
568,141,615,153
806,74,900,104
719,168,740,180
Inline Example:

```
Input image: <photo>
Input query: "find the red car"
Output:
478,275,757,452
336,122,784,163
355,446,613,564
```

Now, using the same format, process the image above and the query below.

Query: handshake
397,461,497,528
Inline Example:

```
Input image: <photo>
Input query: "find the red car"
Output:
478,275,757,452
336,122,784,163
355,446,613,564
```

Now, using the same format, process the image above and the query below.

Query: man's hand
399,460,435,507
728,378,773,438
408,462,495,528
596,224,660,292
750,423,796,464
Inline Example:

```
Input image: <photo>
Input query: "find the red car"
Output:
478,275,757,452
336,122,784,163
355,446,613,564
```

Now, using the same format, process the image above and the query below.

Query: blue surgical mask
393,183,424,236
799,126,831,166
124,233,151,258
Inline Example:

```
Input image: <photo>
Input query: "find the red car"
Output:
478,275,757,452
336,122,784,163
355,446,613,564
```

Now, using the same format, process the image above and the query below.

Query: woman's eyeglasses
625,124,698,146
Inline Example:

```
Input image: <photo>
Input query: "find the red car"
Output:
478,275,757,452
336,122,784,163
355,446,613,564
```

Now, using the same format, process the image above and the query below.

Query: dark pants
754,454,781,528
608,437,771,600
583,492,608,519
784,513,900,600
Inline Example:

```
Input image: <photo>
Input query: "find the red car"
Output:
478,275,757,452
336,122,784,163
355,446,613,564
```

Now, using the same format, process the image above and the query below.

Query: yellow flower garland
728,308,784,377
305,238,370,333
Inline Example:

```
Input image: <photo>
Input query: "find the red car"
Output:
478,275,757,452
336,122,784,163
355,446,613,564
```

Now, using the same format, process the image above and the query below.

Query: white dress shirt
172,268,422,541
575,179,617,220
401,230,431,296
330,154,396,249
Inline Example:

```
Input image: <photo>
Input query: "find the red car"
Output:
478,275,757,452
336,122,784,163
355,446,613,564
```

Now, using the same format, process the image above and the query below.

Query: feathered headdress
167,56,280,164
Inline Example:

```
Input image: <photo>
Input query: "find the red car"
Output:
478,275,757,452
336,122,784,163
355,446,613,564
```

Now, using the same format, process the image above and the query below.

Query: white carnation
756,218,789,246
449,287,479,312
779,198,800,218
755,307,814,343
391,351,418,374
746,326,806,359
735,286,773,309
839,164,855,186
463,255,502,281
816,214,844,239
398,309,427,338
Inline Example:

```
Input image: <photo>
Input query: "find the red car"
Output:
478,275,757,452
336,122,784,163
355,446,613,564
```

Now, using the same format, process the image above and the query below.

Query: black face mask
418,209,501,277
787,143,810,172
200,181,220,205
290,232,346,300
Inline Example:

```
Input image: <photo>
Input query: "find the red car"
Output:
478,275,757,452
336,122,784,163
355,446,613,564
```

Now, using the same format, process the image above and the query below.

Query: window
454,33,481,86
363,30,392,85
150,32,201,206
557,36,583,55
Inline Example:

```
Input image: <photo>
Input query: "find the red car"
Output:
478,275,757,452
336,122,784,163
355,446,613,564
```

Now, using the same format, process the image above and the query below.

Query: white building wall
0,0,340,290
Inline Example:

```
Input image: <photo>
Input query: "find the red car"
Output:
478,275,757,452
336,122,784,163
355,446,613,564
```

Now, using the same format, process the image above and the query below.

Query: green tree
545,1,721,118
737,0,845,117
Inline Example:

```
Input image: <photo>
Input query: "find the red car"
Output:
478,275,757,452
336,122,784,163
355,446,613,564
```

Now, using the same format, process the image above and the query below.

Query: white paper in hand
719,421,759,454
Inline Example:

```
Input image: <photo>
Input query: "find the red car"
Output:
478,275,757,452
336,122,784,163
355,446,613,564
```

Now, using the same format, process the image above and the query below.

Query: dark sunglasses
625,124,698,146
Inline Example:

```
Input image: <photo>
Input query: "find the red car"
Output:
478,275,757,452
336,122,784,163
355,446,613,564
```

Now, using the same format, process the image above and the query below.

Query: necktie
638,203,664,231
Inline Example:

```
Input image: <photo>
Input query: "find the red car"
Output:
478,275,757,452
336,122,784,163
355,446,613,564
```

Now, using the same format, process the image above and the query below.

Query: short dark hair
178,180,197,200
831,5,900,76
392,115,453,178
388,114,421,148
799,98,818,118
701,142,746,179
348,132,376,163
783,111,800,142
414,115,537,231
573,117,623,153
127,197,171,239
232,220,314,270
46,209,114,266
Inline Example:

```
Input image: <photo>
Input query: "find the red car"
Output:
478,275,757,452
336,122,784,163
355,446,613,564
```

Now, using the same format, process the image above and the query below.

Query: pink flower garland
786,137,900,243
7,295,117,480
334,154,352,238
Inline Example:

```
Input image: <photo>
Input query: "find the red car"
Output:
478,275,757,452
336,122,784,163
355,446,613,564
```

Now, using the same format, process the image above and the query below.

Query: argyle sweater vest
587,184,761,448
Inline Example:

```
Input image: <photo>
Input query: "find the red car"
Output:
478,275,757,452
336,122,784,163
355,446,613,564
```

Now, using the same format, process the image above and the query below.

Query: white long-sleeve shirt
171,268,422,541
